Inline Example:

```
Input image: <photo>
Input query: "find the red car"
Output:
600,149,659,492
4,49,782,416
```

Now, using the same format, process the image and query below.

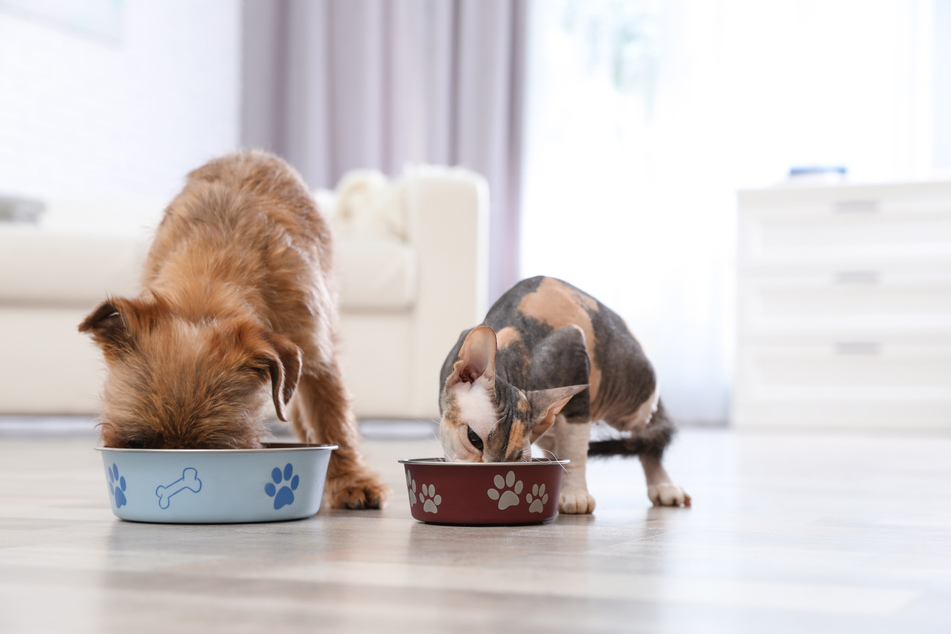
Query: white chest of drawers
733,180,951,429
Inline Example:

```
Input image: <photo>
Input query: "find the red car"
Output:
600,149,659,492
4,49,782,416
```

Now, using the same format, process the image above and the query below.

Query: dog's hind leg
290,366,391,509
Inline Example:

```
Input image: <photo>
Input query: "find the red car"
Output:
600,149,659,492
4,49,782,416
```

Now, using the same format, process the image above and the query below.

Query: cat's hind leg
636,405,690,507
642,454,691,507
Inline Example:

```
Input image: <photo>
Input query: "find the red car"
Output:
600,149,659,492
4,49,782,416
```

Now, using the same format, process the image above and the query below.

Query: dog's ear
78,299,134,355
258,333,302,421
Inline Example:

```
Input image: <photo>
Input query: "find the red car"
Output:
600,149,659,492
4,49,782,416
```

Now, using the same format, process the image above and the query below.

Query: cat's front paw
559,488,596,514
648,483,691,507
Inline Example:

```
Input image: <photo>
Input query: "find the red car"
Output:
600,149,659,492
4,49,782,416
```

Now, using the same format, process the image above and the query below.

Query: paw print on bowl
107,463,127,509
265,463,299,510
526,483,548,513
407,474,419,507
487,471,522,510
417,483,441,514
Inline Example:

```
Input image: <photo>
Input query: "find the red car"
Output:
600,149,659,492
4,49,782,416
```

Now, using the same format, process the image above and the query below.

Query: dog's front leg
291,371,391,509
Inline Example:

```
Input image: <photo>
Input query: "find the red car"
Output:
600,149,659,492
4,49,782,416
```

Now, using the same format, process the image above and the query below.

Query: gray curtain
242,0,528,302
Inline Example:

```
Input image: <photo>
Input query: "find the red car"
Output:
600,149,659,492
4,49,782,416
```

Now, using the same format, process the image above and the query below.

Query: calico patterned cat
438,276,690,513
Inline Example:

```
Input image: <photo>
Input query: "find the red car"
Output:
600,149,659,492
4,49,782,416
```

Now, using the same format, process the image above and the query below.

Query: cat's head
439,326,587,462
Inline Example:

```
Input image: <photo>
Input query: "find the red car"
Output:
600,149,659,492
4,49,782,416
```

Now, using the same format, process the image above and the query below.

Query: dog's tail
586,400,676,459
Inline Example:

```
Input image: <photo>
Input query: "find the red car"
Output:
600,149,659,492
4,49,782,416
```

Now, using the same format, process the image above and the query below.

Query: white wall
0,0,241,227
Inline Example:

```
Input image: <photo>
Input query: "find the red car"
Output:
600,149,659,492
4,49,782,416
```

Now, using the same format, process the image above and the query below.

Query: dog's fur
79,150,390,509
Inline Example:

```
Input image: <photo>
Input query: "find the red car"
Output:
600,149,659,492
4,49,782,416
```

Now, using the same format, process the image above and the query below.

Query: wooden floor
1,421,950,633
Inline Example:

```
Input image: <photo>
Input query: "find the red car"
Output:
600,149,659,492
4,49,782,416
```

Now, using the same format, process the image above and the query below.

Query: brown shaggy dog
79,150,390,509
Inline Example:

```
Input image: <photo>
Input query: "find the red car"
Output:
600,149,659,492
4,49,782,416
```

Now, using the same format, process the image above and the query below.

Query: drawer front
737,268,951,343
738,182,951,263
732,343,951,429
740,209,951,262
737,343,951,391
732,397,951,429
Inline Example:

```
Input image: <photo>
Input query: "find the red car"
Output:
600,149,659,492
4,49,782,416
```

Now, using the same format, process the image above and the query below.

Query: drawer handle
833,199,880,213
834,270,881,284
835,342,881,355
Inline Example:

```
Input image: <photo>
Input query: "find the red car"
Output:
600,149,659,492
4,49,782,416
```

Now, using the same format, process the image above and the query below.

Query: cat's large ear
447,326,497,388
527,384,589,441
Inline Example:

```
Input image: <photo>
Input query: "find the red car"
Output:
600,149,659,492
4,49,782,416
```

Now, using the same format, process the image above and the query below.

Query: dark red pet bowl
399,458,568,525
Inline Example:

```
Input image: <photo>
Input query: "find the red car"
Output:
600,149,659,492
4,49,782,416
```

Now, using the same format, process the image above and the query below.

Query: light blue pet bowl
96,443,336,524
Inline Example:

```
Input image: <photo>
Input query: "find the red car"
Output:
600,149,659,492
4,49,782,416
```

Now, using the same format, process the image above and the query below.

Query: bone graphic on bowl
155,468,202,509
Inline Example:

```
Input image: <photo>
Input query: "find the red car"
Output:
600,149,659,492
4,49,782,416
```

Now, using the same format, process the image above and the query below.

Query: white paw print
526,483,548,513
407,473,418,506
418,483,442,514
487,471,523,510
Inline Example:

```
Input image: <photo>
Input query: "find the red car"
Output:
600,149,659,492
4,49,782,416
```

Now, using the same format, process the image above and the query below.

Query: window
520,0,935,423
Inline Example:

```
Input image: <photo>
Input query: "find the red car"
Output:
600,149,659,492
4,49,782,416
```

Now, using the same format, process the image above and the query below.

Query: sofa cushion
335,236,416,312
0,226,149,306
0,226,416,313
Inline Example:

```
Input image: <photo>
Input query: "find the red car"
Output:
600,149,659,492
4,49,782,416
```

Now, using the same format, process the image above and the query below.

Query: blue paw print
265,463,299,510
108,463,127,508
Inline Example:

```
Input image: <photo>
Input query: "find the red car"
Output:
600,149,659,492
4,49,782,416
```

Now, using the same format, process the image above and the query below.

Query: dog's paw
558,488,596,514
326,470,392,510
648,483,691,507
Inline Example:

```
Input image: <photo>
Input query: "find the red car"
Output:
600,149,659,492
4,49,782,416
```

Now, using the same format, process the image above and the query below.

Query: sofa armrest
405,167,489,418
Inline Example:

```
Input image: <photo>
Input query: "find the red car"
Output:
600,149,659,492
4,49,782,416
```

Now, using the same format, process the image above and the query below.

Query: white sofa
0,166,488,421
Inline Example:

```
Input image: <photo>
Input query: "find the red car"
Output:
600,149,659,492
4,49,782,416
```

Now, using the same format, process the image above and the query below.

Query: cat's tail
586,400,676,459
